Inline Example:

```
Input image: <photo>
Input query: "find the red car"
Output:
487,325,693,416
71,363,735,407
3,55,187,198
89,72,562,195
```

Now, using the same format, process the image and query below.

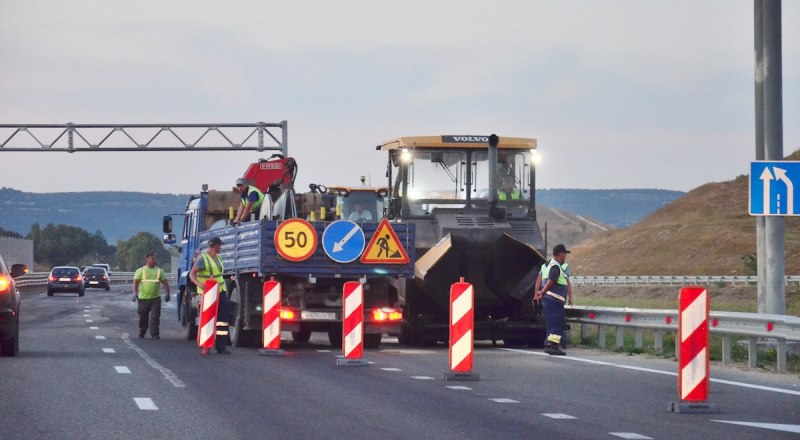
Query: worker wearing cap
534,244,572,355
233,178,265,224
189,236,231,354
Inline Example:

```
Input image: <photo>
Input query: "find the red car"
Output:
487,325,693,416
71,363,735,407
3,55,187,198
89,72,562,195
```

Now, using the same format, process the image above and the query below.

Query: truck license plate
301,311,337,320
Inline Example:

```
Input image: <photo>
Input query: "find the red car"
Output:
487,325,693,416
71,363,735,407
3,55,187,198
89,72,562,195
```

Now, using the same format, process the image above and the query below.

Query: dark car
47,266,85,297
0,253,27,356
83,267,110,291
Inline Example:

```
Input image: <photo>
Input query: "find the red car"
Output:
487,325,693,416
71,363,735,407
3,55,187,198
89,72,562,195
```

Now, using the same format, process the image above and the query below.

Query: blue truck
163,157,415,349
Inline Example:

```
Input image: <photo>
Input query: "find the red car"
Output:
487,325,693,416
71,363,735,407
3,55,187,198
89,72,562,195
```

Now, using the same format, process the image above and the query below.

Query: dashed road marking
83,314,90,317
122,333,185,388
609,433,652,439
381,368,402,372
103,348,116,353
446,386,472,391
95,336,106,340
410,376,435,380
90,326,99,330
317,350,332,353
86,320,94,323
115,366,131,374
134,398,158,410
542,413,576,419
489,398,519,403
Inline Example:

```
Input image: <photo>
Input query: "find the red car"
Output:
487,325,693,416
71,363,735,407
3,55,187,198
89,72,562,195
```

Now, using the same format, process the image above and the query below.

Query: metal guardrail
15,272,178,292
566,306,800,372
571,275,800,287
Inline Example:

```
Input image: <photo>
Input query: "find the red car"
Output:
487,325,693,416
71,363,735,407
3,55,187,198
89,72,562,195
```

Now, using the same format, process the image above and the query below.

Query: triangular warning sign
360,218,410,264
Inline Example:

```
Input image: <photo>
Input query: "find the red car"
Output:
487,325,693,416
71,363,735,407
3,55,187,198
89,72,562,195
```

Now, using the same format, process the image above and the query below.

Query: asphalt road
2,285,799,440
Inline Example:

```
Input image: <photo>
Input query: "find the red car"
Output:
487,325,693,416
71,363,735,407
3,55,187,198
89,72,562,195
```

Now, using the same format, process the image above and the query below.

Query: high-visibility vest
240,185,265,210
498,189,521,200
546,259,568,286
197,252,226,292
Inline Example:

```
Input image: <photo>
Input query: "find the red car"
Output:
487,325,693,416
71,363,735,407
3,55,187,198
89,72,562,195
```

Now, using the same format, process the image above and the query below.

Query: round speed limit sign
274,218,318,262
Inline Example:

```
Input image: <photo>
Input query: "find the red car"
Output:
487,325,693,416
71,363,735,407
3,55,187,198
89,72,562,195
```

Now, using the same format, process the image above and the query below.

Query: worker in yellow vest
497,174,521,200
132,251,170,339
189,236,231,354
534,244,572,355
233,178,265,224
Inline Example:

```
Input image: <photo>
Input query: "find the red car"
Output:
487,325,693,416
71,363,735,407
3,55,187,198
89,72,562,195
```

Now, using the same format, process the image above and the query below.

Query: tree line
0,224,170,271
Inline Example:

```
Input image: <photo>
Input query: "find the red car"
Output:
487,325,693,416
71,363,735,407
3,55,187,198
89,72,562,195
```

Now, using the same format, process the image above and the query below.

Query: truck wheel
229,286,258,348
47,288,53,297
364,333,382,349
529,329,546,348
184,302,198,341
328,330,342,348
291,329,311,343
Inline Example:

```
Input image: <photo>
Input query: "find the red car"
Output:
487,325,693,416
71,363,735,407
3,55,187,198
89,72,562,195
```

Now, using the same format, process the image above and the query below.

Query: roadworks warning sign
360,218,410,264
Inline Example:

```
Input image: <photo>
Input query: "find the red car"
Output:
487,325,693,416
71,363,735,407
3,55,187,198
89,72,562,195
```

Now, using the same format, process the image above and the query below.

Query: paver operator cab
380,135,548,346
163,155,414,349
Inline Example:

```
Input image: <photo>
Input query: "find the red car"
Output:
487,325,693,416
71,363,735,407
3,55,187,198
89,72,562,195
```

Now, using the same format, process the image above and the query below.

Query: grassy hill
536,204,613,251
571,151,800,276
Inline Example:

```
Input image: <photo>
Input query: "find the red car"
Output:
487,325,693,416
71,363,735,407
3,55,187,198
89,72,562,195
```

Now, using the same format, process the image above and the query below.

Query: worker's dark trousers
542,295,565,343
138,297,162,337
215,290,230,351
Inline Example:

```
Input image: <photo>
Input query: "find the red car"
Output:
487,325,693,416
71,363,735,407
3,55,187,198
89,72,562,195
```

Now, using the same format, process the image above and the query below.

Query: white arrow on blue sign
321,220,366,263
749,161,800,216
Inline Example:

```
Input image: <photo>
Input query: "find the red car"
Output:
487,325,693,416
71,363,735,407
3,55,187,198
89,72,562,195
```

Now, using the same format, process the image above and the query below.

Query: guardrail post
598,325,606,348
721,335,732,364
580,323,589,342
777,339,787,372
654,330,664,353
615,327,624,349
634,329,643,349
748,337,758,368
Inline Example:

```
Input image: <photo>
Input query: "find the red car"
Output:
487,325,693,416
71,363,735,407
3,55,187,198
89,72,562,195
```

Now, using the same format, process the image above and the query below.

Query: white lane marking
382,368,402,372
446,386,472,391
317,350,332,353
712,420,800,434
95,335,106,340
90,326,99,330
103,348,116,353
410,376,435,380
609,433,652,440
86,320,94,323
115,366,131,374
134,398,158,411
542,413,576,419
121,333,186,388
489,398,519,403
83,314,90,317
500,348,800,396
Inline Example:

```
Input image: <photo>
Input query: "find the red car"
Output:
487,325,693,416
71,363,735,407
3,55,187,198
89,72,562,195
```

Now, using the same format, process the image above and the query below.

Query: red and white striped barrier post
445,277,480,381
669,286,718,413
259,277,285,356
336,281,368,367
197,280,220,355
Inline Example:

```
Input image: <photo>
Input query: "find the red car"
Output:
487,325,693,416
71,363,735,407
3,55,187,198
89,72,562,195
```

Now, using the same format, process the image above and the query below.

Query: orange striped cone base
445,278,479,381
336,281,369,367
259,278,285,357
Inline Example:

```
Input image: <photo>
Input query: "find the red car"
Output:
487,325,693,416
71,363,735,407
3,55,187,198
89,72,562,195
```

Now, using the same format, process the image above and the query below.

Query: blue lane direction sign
750,161,800,216
322,220,366,263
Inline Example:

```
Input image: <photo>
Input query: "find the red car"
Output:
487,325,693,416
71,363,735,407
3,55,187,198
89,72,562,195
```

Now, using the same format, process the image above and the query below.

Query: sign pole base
258,348,285,357
336,358,369,367
445,371,480,381
668,401,720,414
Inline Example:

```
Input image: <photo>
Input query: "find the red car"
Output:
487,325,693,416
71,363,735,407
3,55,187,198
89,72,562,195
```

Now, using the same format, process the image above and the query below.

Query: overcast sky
1,1,798,194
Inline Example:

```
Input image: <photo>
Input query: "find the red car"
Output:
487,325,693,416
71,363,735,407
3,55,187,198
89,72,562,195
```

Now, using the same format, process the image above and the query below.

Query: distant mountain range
0,187,683,243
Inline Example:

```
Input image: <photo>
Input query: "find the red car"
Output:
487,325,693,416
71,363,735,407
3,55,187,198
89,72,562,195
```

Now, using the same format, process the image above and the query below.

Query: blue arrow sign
750,161,800,216
322,220,366,263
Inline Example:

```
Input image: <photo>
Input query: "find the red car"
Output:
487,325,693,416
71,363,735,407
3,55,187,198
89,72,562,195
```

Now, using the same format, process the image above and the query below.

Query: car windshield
84,268,105,274
52,268,78,277
339,192,384,221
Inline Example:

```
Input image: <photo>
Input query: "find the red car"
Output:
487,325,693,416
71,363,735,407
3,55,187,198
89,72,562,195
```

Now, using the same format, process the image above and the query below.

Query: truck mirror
163,233,176,245
10,264,28,278
162,215,173,233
